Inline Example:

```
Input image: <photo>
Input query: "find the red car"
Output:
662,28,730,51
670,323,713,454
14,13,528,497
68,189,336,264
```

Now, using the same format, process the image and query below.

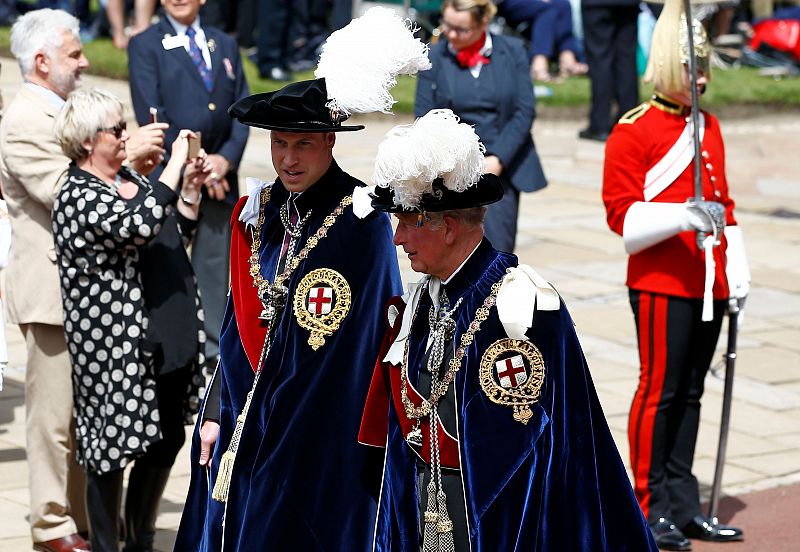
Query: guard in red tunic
602,1,750,549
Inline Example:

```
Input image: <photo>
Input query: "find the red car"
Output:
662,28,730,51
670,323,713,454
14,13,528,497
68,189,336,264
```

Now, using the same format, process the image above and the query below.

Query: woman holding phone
52,87,209,551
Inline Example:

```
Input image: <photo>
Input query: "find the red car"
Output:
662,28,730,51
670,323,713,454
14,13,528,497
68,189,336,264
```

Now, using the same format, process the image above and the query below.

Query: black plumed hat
371,174,503,213
228,79,364,133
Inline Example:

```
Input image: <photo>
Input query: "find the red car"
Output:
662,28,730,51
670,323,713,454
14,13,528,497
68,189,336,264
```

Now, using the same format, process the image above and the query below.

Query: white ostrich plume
373,109,486,209
315,6,431,118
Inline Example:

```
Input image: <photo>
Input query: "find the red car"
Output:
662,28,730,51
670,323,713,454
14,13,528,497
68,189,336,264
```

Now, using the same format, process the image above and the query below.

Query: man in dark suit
580,0,640,141
128,0,250,375
415,2,546,253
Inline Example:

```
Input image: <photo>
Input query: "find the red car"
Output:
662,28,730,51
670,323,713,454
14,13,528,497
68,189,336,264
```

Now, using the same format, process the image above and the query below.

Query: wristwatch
181,193,200,205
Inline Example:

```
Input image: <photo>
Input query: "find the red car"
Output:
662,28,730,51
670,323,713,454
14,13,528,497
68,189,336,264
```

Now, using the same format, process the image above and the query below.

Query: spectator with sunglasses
0,9,167,552
415,0,547,253
51,87,207,551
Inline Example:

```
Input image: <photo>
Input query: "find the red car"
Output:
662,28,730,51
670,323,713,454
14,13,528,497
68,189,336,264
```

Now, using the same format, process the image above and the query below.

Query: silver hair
10,9,81,77
426,207,487,230
55,88,124,162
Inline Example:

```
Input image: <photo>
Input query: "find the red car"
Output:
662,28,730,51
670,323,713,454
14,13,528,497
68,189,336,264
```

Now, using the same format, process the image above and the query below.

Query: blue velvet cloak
359,241,658,551
175,162,403,551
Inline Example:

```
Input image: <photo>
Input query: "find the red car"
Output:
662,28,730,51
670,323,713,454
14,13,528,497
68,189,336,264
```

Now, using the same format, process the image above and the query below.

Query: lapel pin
207,38,216,53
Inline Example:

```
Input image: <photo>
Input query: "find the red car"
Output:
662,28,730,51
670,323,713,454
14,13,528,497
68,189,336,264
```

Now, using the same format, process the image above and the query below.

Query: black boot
123,465,172,552
86,469,124,552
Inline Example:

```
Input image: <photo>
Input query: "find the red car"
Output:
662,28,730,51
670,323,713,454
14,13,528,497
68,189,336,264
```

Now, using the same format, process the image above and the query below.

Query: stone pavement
0,61,798,550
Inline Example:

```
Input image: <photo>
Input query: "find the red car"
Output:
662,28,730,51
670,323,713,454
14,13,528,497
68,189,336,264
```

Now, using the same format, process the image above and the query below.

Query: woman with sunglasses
51,87,208,551
416,0,546,253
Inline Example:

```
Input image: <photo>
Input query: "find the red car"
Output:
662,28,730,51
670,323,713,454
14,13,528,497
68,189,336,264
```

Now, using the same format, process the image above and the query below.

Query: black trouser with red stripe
628,290,725,528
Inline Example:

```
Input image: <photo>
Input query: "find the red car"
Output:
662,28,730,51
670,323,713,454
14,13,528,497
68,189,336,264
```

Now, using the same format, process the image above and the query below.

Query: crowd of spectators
1,1,796,82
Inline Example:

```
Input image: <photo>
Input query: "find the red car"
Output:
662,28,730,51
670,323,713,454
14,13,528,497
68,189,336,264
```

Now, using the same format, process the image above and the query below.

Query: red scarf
455,32,490,69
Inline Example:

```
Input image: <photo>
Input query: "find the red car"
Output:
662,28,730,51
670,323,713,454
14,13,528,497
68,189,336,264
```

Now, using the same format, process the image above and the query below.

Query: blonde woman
52,87,207,551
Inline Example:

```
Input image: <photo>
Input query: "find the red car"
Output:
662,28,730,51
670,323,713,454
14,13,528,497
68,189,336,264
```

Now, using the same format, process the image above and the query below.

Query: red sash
229,197,269,373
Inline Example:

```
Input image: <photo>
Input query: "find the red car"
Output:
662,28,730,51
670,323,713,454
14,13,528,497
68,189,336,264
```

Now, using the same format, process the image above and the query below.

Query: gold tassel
211,401,253,503
211,450,236,502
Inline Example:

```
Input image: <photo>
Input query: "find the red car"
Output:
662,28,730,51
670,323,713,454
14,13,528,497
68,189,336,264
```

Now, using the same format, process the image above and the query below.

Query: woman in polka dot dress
51,88,206,551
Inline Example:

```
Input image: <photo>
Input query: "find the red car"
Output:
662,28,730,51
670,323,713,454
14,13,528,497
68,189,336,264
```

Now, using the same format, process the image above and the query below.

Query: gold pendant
479,338,546,425
293,268,351,350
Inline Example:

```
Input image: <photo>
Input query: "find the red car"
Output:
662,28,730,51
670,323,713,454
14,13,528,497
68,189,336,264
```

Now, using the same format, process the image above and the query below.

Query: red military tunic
602,96,737,299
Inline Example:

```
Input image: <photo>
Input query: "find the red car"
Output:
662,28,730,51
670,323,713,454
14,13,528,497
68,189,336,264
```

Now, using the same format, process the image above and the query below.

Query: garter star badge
293,268,351,350
479,338,545,425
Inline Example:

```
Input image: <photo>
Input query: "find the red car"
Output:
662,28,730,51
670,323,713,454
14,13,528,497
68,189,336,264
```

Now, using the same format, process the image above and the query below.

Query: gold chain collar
213,187,353,504
247,186,353,312
400,280,502,420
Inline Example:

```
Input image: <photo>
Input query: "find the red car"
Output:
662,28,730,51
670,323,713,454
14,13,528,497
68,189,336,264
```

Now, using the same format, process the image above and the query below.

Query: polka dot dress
53,165,179,474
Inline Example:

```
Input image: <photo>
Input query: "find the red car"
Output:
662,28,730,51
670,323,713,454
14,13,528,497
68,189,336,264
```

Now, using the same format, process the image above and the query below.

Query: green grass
2,26,799,113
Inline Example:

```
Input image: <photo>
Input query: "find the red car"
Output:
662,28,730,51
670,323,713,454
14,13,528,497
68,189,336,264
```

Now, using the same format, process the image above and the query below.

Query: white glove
683,203,716,233
623,201,714,254
724,225,751,299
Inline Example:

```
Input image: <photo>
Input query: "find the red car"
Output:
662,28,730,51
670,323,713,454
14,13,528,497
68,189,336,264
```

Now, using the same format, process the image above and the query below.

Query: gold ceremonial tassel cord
422,407,455,552
211,333,272,502
401,281,501,551
211,187,353,503
421,294,461,552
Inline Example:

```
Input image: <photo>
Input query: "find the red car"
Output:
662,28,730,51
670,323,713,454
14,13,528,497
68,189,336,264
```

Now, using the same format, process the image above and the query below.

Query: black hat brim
236,121,365,133
371,174,504,213
228,79,365,133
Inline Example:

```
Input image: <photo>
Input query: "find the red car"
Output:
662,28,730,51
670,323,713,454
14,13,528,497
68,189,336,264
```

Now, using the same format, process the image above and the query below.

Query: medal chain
214,188,353,503
248,187,352,323
401,280,501,420
279,202,312,238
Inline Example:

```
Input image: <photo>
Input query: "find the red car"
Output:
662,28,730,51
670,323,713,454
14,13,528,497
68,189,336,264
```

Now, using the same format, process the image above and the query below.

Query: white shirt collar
165,13,202,36
165,14,211,68
24,82,66,109
481,32,493,56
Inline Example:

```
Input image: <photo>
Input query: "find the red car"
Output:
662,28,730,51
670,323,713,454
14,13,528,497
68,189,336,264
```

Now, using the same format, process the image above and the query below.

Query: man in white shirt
0,9,166,552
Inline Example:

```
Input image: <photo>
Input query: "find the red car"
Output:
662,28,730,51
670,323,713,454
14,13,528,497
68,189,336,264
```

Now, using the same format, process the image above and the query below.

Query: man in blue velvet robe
359,110,658,551
173,79,403,551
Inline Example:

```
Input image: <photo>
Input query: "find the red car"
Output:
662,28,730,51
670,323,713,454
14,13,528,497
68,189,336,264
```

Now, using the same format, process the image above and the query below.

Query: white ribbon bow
496,265,560,340
238,177,273,228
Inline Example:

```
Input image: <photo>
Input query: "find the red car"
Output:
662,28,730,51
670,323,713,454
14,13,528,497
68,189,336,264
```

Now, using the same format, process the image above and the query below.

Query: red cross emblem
306,286,333,315
495,355,528,388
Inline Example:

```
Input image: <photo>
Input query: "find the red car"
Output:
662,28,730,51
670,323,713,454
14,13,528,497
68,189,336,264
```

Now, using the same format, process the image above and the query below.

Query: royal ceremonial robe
174,162,402,551
359,240,657,551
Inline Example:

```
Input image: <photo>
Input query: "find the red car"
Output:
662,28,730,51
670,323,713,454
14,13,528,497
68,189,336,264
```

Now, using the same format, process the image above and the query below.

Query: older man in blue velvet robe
359,110,658,551
174,79,402,551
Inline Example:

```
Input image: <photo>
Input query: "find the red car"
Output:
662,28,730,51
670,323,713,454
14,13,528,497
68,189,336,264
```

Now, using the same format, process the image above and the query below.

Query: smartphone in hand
187,131,202,160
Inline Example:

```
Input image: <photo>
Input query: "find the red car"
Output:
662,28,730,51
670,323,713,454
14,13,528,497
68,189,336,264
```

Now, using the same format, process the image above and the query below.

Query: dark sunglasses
98,120,127,139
